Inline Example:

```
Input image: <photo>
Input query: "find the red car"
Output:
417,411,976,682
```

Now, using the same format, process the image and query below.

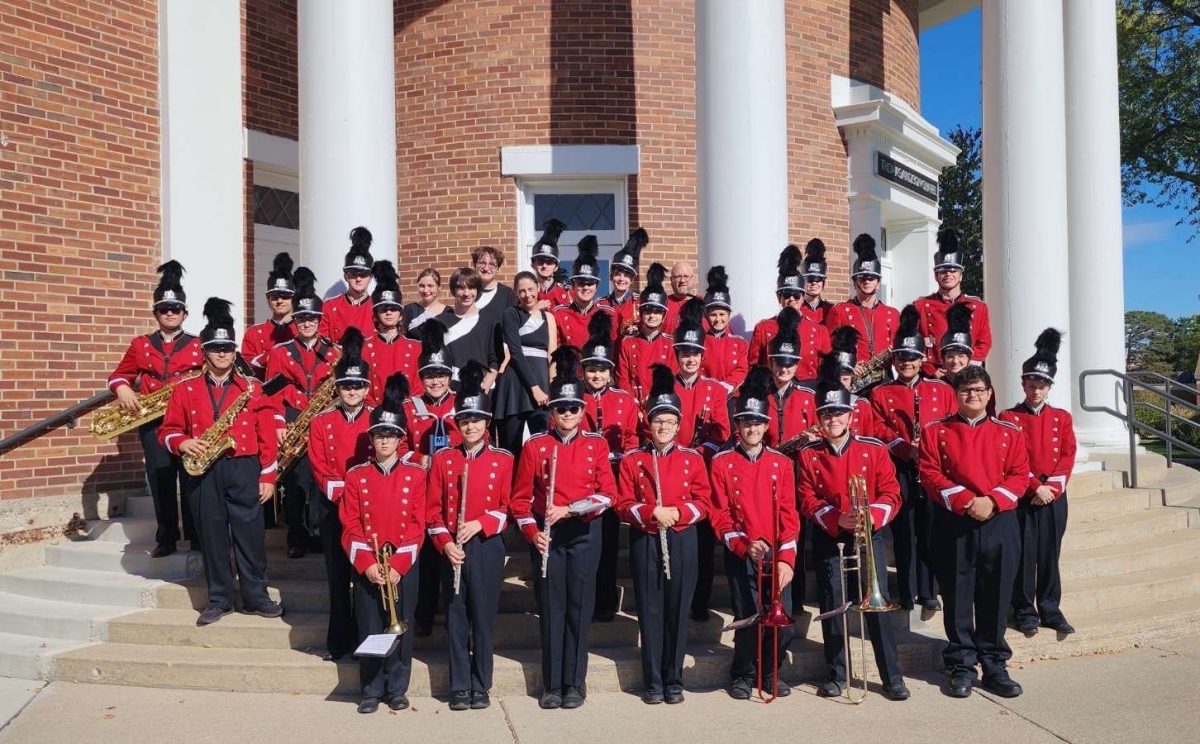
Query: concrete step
1059,529,1200,582
1097,451,1170,487
89,518,292,550
1065,469,1124,499
0,592,131,642
1153,466,1200,507
43,540,201,580
1062,508,1191,551
1007,593,1200,661
1066,488,1156,523
122,496,158,521
0,631,91,680
0,566,163,608
1166,496,1200,527
1060,562,1200,614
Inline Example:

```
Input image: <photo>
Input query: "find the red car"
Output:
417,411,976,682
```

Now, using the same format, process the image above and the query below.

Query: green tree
1125,309,1178,373
938,125,984,297
1171,314,1200,375
1117,1,1200,235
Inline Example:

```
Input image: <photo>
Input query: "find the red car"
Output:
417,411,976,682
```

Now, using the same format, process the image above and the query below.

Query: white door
251,172,300,323
517,178,628,297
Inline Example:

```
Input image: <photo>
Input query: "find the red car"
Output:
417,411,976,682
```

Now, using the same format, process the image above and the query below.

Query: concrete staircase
1,452,1198,696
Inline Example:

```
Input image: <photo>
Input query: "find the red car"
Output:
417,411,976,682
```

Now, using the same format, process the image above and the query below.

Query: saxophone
89,374,200,440
277,375,336,474
182,382,255,477
776,424,823,456
850,349,892,392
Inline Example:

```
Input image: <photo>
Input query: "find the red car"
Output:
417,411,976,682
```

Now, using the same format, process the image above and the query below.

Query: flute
540,448,558,579
651,448,672,580
453,463,468,595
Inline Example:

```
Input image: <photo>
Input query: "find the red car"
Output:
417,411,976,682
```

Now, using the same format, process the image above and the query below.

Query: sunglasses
553,404,582,415
338,382,368,391
345,270,372,278
157,305,185,315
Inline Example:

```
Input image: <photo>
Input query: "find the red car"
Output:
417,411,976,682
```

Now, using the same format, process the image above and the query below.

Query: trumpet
371,535,407,636
453,465,468,596
755,476,793,703
540,448,558,580
650,448,671,581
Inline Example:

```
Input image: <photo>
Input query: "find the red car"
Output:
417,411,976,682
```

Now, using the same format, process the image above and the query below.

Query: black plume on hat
370,373,409,433
549,345,585,405
645,363,682,420
892,304,924,357
292,266,323,316
371,259,402,307
343,226,375,271
934,227,964,270
266,252,295,294
777,244,802,280
851,234,881,277
704,265,732,309
571,235,601,282
581,312,614,368
532,218,567,261
802,238,828,277
815,355,853,412
941,303,974,354
154,260,187,305
769,307,801,358
200,297,236,346
612,227,648,276
734,365,773,421
680,297,705,327
640,262,668,307
831,325,860,372
334,327,370,384
418,319,452,373
674,298,707,351
1021,328,1063,382
455,360,492,418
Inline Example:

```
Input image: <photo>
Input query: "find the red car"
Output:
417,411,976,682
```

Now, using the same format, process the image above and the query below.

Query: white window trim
501,144,639,177
244,128,298,172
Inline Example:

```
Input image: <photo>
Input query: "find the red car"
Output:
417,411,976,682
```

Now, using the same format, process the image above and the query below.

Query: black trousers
414,541,442,628
1012,495,1069,628
280,454,316,549
932,508,1020,678
497,409,549,455
440,533,506,693
314,495,356,655
690,519,715,615
191,456,270,611
355,565,418,700
725,549,793,683
594,508,621,616
532,517,602,693
811,527,903,686
630,526,698,693
139,420,195,547
891,463,937,606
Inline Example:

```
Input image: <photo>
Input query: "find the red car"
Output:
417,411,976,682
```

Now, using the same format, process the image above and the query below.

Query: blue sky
919,8,1199,320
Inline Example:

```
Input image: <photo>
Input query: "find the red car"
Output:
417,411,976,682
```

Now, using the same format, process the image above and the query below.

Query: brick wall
244,0,297,140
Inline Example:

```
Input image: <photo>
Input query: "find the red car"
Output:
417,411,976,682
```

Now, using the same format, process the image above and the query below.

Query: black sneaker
448,690,470,711
243,601,284,619
982,673,1022,698
728,678,752,700
470,691,490,709
196,606,232,627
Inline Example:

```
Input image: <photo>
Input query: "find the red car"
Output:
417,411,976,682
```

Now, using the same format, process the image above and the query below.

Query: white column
696,0,789,335
1064,0,1128,449
981,0,1074,412
159,0,244,333
298,0,396,297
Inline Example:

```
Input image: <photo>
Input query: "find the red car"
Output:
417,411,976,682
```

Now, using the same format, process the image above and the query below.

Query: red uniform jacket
598,291,637,337
158,373,279,485
616,443,712,533
583,386,641,463
652,374,731,457
554,301,614,350
869,377,956,460
664,293,698,335
363,332,423,404
850,396,880,439
708,446,800,567
999,402,1077,499
796,436,902,536
319,293,375,345
339,453,427,575
701,331,749,392
307,403,373,502
538,280,570,310
616,331,677,403
799,298,834,326
264,338,338,424
747,315,832,379
825,299,900,363
425,443,514,552
511,430,619,543
108,331,203,394
917,414,1030,516
242,319,296,374
403,392,460,459
764,382,818,449
913,293,992,376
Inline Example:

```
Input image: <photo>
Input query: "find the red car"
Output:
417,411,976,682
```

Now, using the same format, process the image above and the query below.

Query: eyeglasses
295,317,320,324
935,268,962,275
475,260,498,269
572,279,598,287
207,347,235,355
957,387,990,397
553,404,582,415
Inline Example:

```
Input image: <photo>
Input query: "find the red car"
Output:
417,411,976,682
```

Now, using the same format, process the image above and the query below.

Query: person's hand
483,370,498,392
535,530,551,554
776,562,794,589
907,445,920,463
115,385,141,413
531,386,549,407
456,519,483,544
544,503,570,527
836,511,857,531
365,563,386,586
747,539,770,562
853,363,867,378
1032,485,1056,506
966,496,995,521
803,429,821,443
276,427,287,445
933,368,947,379
178,438,208,458
536,299,551,312
652,506,680,528
258,483,275,504
445,543,466,567
388,567,401,585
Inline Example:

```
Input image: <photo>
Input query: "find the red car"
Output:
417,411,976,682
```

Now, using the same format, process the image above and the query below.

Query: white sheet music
354,633,400,658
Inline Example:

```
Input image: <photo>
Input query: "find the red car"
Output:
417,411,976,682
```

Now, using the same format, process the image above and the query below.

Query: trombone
371,535,408,636
755,477,793,703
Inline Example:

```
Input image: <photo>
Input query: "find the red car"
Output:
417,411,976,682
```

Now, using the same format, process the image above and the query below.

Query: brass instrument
181,382,255,477
650,448,672,581
540,448,558,580
776,424,822,456
371,535,408,636
756,476,793,703
850,349,892,392
89,374,199,440
453,464,468,595
277,375,336,474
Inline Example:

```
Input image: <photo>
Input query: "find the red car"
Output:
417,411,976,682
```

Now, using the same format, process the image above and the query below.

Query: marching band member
797,359,909,701
918,365,1029,699
825,234,899,380
426,362,514,711
664,260,699,334
709,371,800,700
265,273,338,559
319,226,376,343
913,228,992,377
999,329,1076,638
159,298,283,626
616,367,712,705
554,235,612,349
599,228,648,336
798,238,834,325
700,266,748,393
829,327,881,438
108,260,202,558
340,374,427,713
242,252,297,376
869,306,955,612
616,263,676,405
760,309,819,450
748,244,831,379
531,218,571,310
938,304,995,417
511,351,618,710
362,260,422,403
579,319,640,622
307,341,374,661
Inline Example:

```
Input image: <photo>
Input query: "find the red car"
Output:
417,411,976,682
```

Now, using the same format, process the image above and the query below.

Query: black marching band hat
934,227,963,271
265,252,296,295
153,260,187,310
892,304,925,359
531,218,566,264
768,307,802,364
704,265,732,310
418,320,453,376
734,366,772,422
646,364,682,420
830,325,860,374
639,262,668,310
815,355,853,414
371,259,403,310
199,297,237,349
673,298,707,352
334,327,370,387
369,373,409,435
611,227,648,277
801,238,828,280
549,346,584,407
1021,328,1062,383
940,303,974,357
776,243,804,296
851,234,882,278
570,235,601,283
291,266,323,318
455,361,493,419
343,226,375,273
581,312,615,369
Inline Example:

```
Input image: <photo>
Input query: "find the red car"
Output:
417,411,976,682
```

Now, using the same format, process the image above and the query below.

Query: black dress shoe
816,680,842,698
561,687,585,708
539,691,563,709
1044,619,1075,635
386,694,409,710
946,673,974,698
287,544,306,559
448,690,471,711
150,544,176,559
470,691,490,709
322,650,349,662
885,678,911,701
196,606,232,626
664,686,685,704
642,689,664,705
982,673,1023,698
728,678,752,700
691,608,712,622
921,598,942,612
1018,625,1039,638
244,601,284,618
414,621,432,638
770,679,791,697
357,697,380,714
593,608,616,623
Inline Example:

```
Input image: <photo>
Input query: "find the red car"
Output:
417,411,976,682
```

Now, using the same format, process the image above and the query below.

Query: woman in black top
493,271,558,453
436,268,499,387
403,267,448,340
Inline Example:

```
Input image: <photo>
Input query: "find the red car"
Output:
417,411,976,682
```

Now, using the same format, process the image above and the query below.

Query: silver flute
540,448,558,579
651,449,672,580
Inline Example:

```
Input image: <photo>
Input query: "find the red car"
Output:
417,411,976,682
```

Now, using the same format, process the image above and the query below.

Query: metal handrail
0,390,114,456
1079,368,1200,488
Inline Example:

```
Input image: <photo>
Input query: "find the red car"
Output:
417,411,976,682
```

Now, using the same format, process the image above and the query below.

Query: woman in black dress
436,268,499,387
403,267,448,340
494,271,558,453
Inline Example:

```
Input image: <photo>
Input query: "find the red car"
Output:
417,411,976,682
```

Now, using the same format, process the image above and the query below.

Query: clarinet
911,391,922,486
540,448,558,579
650,448,672,580
690,404,708,449
453,464,468,595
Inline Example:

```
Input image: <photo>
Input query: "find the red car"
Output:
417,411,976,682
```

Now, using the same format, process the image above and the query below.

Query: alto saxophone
89,374,201,440
277,375,336,474
776,424,823,456
182,383,255,476
850,349,892,392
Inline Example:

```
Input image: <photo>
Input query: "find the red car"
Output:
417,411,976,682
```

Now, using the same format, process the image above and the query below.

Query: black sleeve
501,306,538,391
